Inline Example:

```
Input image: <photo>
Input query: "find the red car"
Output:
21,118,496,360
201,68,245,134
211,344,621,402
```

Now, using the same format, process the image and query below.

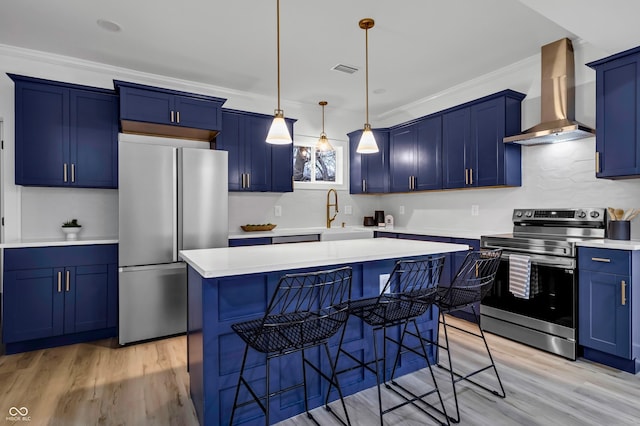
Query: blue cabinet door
594,54,640,178
245,115,272,192
415,116,443,191
14,81,69,186
119,86,174,125
349,129,390,194
174,95,222,131
218,111,244,191
70,90,118,188
443,108,471,189
471,98,503,187
65,264,113,333
390,124,416,192
579,270,631,358
3,268,65,343
271,119,295,192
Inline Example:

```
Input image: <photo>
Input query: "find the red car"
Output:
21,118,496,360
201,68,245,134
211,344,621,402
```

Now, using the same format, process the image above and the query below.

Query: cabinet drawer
4,244,118,271
578,247,630,275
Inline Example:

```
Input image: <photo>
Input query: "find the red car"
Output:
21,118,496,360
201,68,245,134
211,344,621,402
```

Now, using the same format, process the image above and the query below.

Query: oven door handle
500,251,576,269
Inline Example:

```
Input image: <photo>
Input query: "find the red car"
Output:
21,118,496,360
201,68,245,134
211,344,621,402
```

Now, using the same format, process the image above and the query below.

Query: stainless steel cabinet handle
71,163,75,183
246,173,250,188
409,176,413,190
176,111,180,124
170,110,175,123
621,280,626,305
470,168,473,185
65,270,70,292
63,163,68,182
591,257,611,263
464,168,468,185
241,174,246,188
57,271,62,293
362,179,366,193
596,151,601,173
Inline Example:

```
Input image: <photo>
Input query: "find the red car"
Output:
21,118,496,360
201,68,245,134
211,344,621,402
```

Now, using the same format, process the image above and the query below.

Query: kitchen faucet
326,189,339,228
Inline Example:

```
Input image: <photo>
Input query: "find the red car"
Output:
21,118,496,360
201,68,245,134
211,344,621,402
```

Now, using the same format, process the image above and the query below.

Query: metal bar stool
329,256,449,426
431,248,504,423
229,266,353,426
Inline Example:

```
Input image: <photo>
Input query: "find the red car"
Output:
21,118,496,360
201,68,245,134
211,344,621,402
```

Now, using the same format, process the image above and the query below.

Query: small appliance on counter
374,210,385,227
385,214,394,229
363,216,376,227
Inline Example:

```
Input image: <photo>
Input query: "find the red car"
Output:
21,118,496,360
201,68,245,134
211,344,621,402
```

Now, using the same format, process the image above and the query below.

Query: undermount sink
320,227,374,241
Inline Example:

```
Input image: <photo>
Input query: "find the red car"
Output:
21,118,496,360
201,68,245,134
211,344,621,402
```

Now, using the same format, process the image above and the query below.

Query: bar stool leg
301,348,312,419
372,327,384,426
471,306,506,398
322,341,352,425
265,357,271,426
230,344,250,426
439,313,461,423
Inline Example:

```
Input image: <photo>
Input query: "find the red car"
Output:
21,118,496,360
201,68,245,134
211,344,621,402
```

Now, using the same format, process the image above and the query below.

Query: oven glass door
481,254,576,328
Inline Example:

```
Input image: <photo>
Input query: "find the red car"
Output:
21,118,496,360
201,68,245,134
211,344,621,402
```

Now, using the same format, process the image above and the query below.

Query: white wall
3,40,640,242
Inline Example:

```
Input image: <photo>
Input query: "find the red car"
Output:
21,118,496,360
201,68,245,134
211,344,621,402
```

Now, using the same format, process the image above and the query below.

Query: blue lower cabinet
578,247,639,373
2,244,118,354
228,237,272,247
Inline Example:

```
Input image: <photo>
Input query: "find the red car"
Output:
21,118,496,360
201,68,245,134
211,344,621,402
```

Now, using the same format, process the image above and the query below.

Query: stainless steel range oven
480,208,606,360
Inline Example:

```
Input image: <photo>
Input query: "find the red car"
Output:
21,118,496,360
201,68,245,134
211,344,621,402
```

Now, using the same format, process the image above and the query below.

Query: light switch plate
471,205,479,216
379,273,391,294
399,206,405,215
345,205,353,215
274,205,282,217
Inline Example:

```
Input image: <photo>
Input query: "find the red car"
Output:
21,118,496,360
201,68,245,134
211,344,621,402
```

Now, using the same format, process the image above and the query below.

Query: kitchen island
181,238,469,425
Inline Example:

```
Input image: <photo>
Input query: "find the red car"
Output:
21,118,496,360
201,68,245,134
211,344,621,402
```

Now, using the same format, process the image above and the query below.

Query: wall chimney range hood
504,38,595,145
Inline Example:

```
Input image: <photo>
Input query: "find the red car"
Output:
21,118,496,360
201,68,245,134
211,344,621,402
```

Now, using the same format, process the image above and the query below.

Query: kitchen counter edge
0,238,119,249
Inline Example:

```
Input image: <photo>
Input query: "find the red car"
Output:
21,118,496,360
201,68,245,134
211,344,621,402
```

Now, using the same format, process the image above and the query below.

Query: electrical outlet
399,205,405,215
471,205,479,216
274,205,282,217
345,205,353,215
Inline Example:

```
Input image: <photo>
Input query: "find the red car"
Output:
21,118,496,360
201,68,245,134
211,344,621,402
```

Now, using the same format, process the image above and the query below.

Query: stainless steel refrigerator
118,140,228,345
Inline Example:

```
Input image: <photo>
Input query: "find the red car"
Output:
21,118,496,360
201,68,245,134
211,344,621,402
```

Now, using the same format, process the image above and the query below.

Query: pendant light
316,101,334,152
356,18,378,154
266,0,292,144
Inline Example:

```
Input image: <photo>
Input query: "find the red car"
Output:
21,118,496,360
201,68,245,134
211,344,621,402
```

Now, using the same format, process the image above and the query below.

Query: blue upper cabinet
443,90,524,189
389,116,443,192
114,80,226,142
10,74,118,188
587,46,640,179
348,128,390,194
217,109,295,192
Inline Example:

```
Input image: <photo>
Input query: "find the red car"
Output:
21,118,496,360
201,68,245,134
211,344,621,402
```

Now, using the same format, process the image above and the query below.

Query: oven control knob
590,211,600,218
578,211,587,218
525,211,533,218
515,211,523,218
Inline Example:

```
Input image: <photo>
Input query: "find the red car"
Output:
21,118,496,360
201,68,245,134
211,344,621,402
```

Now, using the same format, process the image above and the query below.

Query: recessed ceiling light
97,19,122,32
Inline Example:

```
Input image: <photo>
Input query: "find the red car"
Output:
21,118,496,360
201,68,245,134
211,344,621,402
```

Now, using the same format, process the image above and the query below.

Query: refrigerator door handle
173,148,179,262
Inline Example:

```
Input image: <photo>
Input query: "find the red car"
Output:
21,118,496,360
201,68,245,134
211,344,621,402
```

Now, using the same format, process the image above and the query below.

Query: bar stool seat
229,266,353,426
330,256,449,426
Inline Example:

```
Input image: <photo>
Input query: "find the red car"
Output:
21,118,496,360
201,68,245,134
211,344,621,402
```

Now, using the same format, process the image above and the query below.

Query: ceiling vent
331,64,359,74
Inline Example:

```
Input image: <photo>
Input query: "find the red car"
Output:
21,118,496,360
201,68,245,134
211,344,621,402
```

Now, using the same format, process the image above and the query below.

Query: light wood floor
1,317,639,425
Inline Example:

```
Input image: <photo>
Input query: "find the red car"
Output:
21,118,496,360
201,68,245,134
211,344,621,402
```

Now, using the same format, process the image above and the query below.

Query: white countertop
228,225,503,241
0,237,118,248
181,238,470,278
576,239,640,250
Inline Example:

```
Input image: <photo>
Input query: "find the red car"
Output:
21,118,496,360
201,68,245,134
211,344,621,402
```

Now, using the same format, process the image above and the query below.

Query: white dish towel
509,254,532,299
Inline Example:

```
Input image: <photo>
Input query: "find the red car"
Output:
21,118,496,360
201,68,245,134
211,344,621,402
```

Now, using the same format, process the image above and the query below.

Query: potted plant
61,219,82,240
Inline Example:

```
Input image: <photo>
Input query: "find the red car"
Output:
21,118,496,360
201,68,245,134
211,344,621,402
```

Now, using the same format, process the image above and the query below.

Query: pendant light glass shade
315,101,334,151
266,0,292,145
356,124,379,153
355,18,379,154
266,110,292,144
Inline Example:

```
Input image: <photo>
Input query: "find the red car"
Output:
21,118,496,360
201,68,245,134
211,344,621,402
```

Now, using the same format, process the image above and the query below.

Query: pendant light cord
276,0,282,112
365,26,369,125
